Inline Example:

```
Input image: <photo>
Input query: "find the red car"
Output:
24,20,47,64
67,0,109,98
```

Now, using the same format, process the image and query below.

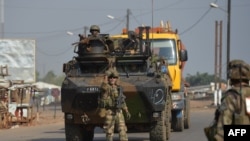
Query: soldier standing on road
99,68,131,141
205,59,250,141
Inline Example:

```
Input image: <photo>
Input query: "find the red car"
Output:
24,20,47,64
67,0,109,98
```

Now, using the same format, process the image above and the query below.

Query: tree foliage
36,70,65,86
185,72,216,86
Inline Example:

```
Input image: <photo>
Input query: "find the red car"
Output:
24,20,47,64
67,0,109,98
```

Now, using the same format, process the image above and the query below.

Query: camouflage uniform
78,25,111,54
159,57,172,87
99,69,131,141
213,60,250,141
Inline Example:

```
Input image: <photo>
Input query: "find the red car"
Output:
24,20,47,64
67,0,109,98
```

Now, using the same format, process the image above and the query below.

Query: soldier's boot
106,134,113,141
119,130,128,141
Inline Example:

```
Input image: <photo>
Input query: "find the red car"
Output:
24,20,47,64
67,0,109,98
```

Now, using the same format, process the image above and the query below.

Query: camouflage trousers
103,109,128,141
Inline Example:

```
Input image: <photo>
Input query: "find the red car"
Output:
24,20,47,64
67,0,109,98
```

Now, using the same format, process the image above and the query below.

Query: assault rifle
115,87,126,109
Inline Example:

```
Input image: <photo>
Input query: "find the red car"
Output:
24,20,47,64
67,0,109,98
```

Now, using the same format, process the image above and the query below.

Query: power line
36,45,73,56
179,8,212,35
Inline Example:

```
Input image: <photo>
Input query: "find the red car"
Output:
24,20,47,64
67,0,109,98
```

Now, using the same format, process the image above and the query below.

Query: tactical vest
226,87,250,124
100,85,119,108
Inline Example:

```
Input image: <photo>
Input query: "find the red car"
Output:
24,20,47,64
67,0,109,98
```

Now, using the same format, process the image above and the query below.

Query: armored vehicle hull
61,56,172,141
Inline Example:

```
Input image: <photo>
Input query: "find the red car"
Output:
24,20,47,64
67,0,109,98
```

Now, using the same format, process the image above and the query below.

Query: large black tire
83,128,94,141
150,105,167,141
150,91,171,141
184,95,190,129
165,93,171,140
175,116,184,132
171,110,184,132
65,122,94,141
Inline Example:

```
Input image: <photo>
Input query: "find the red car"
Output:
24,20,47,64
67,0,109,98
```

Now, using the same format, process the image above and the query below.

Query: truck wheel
65,122,94,141
172,110,184,132
184,95,190,129
175,116,184,132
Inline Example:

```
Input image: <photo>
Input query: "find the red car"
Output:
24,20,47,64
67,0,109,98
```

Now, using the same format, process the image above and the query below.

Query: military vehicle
112,21,190,132
61,26,188,141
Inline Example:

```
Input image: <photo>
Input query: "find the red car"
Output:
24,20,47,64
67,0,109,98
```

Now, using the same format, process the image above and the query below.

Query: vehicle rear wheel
171,110,184,132
65,122,94,141
184,95,190,129
175,116,184,132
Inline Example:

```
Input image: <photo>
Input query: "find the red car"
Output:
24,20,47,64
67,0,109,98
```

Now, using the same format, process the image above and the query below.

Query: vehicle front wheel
65,122,94,141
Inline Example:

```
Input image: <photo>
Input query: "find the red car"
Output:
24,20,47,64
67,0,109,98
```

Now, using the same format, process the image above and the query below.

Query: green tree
36,70,65,86
42,71,56,83
53,74,65,86
185,72,215,86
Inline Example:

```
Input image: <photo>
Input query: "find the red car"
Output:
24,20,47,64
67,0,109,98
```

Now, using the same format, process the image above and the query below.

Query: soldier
205,59,250,141
159,56,172,87
79,25,113,54
99,68,131,141
89,25,101,37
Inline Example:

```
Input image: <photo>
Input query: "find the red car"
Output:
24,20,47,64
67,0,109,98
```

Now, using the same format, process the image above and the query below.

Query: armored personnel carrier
61,26,187,141
112,21,190,132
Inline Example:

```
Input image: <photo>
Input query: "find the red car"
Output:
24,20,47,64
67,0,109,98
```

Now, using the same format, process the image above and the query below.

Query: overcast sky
2,0,250,79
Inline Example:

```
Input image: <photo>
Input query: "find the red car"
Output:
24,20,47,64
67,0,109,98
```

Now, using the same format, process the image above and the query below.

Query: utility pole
83,26,88,37
214,20,223,106
226,0,231,83
0,0,4,38
126,9,130,31
210,1,231,87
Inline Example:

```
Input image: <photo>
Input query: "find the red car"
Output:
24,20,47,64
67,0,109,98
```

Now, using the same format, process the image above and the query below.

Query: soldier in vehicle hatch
98,69,131,141
78,25,114,54
159,56,172,87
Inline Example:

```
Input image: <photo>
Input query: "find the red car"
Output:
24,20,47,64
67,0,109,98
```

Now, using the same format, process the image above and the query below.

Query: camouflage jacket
99,82,128,111
214,86,250,141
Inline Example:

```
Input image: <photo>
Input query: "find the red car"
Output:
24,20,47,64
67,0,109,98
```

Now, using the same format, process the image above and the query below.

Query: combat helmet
228,59,250,80
90,25,100,33
105,68,119,78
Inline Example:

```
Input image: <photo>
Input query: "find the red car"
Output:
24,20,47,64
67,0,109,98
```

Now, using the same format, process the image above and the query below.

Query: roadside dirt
190,99,214,109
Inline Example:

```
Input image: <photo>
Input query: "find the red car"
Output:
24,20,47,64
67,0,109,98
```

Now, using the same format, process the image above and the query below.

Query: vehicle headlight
66,113,73,120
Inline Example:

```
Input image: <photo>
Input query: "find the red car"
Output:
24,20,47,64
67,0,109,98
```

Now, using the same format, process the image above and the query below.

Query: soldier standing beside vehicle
99,68,131,141
204,59,250,141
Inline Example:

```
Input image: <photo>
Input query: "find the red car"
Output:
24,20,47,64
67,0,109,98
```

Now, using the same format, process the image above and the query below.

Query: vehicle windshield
150,39,177,65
